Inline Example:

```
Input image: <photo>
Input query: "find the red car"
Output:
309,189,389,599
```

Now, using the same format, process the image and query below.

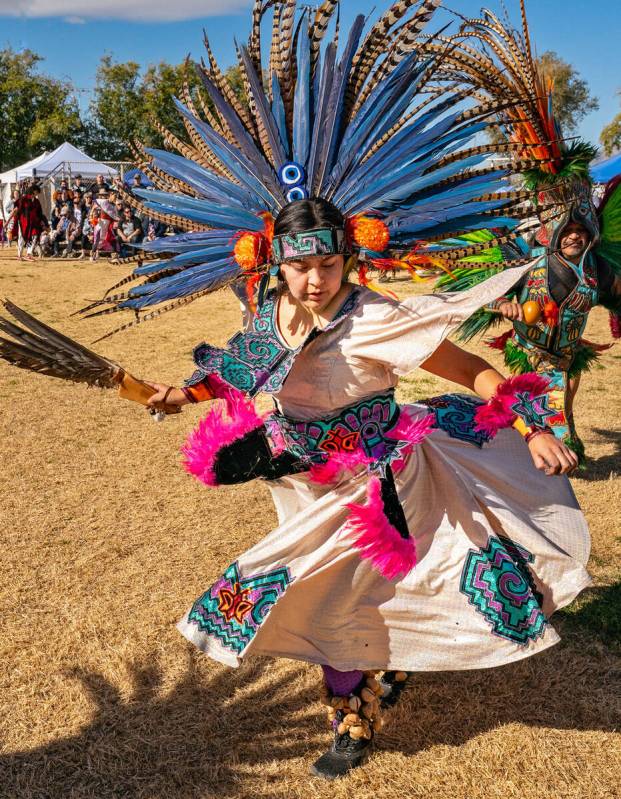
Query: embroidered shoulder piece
187,288,361,397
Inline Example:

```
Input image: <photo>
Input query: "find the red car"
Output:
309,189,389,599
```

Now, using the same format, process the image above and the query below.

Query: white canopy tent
1,143,118,214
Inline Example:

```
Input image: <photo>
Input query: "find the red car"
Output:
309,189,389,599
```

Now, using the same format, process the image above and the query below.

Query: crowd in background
0,172,168,262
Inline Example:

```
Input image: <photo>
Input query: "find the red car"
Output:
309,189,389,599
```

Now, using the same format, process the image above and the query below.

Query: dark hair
274,198,343,236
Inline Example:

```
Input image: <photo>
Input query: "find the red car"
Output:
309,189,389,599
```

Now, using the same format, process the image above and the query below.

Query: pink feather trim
309,450,373,485
181,391,265,487
345,476,416,581
474,372,551,438
386,411,435,472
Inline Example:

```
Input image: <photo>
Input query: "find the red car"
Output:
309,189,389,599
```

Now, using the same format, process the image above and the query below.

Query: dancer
487,187,621,461
0,0,591,780
15,183,44,261
429,3,621,461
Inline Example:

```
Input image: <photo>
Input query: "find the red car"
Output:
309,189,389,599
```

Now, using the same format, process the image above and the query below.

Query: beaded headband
271,228,347,264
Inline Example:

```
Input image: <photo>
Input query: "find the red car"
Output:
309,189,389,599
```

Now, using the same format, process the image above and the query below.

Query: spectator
3,188,21,247
53,179,74,204
50,206,71,257
51,188,74,228
131,172,144,191
38,218,52,257
72,174,84,193
68,198,84,258
72,194,84,229
82,207,97,259
92,174,110,197
144,218,167,242
116,205,143,257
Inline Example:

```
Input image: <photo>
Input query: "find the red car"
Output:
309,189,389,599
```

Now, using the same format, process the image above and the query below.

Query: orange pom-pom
349,215,390,252
234,231,269,270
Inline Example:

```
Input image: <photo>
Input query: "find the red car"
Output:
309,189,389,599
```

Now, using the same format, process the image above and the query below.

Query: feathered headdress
81,0,555,339
434,0,599,241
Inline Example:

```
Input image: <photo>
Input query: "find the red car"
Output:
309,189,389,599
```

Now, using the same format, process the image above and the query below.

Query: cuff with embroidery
474,374,554,439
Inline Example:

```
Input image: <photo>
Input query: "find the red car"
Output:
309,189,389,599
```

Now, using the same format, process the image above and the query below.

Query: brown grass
0,251,619,799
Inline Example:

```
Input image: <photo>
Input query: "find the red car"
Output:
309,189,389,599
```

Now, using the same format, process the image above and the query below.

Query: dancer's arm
421,340,578,475
144,380,214,408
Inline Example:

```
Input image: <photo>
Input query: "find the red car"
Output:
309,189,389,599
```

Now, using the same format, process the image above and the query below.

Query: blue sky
0,0,618,148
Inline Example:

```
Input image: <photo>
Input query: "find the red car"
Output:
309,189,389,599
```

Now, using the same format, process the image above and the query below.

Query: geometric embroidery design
460,536,547,645
187,561,293,654
189,288,361,397
510,391,555,428
421,393,491,448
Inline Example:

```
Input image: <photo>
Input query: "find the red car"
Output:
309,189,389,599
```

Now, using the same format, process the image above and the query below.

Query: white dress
178,268,591,672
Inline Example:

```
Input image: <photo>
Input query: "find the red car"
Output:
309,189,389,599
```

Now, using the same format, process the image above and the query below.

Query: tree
84,56,243,162
0,48,82,171
537,51,599,134
600,90,621,156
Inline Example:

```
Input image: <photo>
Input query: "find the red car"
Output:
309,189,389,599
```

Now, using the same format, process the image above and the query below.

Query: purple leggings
321,665,364,696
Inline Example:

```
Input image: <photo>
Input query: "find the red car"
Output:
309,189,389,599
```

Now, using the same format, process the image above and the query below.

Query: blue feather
315,14,366,195
239,46,288,168
173,98,282,210
292,30,311,170
271,73,290,160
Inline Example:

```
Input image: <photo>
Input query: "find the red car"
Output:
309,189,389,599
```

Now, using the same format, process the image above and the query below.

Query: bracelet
162,386,174,404
524,428,552,444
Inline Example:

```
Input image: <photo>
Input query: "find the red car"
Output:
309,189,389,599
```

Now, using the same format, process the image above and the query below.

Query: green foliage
599,89,621,157
0,47,82,171
522,140,599,191
600,116,621,158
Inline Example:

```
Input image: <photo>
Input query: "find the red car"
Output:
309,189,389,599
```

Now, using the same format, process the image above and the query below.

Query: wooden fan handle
114,370,182,414
117,372,158,405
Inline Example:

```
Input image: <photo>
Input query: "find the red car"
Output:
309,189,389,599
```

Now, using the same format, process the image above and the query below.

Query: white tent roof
0,142,117,184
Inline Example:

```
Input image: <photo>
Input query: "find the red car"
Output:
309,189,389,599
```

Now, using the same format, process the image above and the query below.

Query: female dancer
0,0,591,780
144,198,587,778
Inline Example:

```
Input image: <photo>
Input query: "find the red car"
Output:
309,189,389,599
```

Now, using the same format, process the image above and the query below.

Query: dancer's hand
498,301,524,321
144,382,187,412
528,433,579,476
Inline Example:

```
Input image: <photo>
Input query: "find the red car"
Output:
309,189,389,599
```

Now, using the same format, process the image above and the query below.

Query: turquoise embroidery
188,288,360,397
187,561,293,654
460,536,547,645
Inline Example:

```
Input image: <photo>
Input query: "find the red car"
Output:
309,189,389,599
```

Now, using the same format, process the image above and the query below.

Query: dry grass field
0,250,619,799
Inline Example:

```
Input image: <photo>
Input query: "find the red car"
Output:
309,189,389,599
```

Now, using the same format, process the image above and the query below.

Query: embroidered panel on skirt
187,561,293,654
460,536,547,645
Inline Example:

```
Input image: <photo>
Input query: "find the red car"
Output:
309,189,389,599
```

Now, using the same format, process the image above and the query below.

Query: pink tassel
182,392,265,487
474,373,551,438
345,477,416,581
610,313,621,340
309,450,373,485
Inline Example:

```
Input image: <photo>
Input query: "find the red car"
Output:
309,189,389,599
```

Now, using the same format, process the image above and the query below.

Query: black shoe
310,728,373,780
379,671,411,709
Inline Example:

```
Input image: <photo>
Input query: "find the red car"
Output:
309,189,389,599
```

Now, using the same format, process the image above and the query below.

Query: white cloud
0,0,251,22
